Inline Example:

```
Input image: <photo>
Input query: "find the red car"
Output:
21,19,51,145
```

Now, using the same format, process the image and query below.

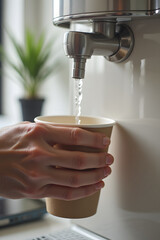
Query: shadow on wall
110,20,160,213
112,120,160,213
129,19,160,119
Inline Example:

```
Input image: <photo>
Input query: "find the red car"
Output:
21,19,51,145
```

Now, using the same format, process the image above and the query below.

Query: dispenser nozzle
63,23,134,79
63,31,90,79
72,58,86,79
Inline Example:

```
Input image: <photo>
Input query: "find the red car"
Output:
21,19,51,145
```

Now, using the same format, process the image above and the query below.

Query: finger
47,148,114,170
46,166,111,188
37,123,110,149
38,181,105,200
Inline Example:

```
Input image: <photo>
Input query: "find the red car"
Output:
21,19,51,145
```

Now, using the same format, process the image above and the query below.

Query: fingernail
106,154,113,165
103,137,110,146
95,181,105,190
104,167,111,177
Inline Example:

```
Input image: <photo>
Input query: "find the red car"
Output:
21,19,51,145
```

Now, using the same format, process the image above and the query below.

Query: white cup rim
34,115,116,128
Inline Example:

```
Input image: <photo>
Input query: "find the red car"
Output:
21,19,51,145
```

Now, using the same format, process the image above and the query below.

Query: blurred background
0,0,70,124
1,1,160,239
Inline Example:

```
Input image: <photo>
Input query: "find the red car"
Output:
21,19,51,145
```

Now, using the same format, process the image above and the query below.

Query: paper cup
35,115,115,218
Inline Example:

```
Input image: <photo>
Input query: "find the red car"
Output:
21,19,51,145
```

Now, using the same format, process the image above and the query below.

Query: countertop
0,214,71,240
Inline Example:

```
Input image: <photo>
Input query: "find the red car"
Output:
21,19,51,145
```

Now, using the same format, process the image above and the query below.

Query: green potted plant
0,29,60,122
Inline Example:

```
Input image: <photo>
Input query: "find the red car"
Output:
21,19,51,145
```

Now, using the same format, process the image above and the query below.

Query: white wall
73,19,160,240
3,0,25,122
3,0,70,122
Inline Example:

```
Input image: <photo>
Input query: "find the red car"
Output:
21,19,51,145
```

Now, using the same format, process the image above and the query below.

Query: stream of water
74,78,83,124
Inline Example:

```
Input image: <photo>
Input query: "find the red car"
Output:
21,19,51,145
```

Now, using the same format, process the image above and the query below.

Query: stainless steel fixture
52,0,160,79
52,0,160,28
63,22,134,79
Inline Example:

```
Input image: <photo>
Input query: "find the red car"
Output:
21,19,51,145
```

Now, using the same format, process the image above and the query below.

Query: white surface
3,0,70,122
3,0,25,122
0,116,16,128
71,18,160,240
0,214,70,240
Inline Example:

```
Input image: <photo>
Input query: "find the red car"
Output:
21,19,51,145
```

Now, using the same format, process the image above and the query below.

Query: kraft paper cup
35,115,115,218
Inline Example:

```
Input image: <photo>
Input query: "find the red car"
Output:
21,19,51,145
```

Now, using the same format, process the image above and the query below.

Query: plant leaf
0,28,63,98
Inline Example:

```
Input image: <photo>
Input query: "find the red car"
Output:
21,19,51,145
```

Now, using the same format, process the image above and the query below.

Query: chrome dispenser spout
63,22,134,79
72,58,86,80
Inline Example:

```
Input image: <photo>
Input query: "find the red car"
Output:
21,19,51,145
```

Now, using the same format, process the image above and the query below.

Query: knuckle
27,169,40,179
98,153,106,167
70,173,80,187
12,123,45,150
30,146,43,158
94,133,101,146
70,128,82,145
24,185,38,197
26,144,48,163
94,170,103,182
25,123,45,138
84,186,93,197
74,153,86,170
23,121,31,124
64,189,74,200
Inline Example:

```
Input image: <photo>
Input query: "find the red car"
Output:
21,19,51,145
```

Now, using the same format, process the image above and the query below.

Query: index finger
37,123,110,149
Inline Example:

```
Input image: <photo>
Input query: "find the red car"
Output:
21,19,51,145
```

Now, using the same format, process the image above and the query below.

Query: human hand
0,122,114,200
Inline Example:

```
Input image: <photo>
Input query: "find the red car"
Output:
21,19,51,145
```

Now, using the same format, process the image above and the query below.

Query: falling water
74,78,83,124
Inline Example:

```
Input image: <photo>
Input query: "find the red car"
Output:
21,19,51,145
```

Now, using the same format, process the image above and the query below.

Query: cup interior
35,115,115,128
